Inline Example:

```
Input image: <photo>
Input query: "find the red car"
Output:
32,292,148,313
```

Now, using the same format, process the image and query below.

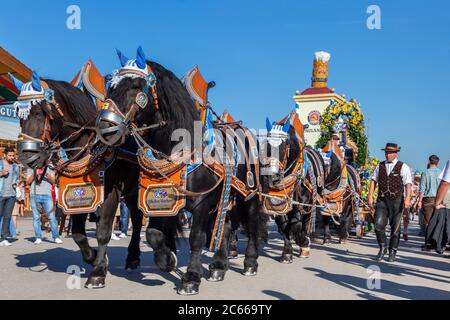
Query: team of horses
11,47,361,295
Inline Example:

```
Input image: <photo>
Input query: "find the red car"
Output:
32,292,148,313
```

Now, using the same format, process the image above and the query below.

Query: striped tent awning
0,47,31,103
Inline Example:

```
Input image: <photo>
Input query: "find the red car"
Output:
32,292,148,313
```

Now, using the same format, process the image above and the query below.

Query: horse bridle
262,132,291,175
96,66,166,146
18,92,97,167
17,93,66,166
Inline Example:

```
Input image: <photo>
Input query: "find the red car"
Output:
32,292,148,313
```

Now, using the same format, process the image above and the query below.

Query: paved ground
0,217,449,300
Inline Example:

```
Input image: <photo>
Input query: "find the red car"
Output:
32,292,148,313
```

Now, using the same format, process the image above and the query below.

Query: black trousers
375,197,404,250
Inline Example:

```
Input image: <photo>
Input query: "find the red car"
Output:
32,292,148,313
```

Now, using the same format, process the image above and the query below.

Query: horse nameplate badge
145,186,179,211
138,168,186,216
64,183,97,208
263,194,292,215
58,165,104,214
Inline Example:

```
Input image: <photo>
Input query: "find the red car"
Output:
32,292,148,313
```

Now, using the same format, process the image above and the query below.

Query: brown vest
378,161,404,200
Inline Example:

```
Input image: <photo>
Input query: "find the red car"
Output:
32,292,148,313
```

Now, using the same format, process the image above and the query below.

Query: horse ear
136,46,146,69
266,117,272,132
282,117,290,133
8,73,23,91
283,118,291,133
31,71,42,92
116,48,129,67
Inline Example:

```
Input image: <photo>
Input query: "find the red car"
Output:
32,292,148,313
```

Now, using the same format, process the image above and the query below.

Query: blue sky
2,0,449,171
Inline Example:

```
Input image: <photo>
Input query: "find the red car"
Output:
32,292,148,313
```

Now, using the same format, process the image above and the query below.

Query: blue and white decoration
110,46,154,89
333,119,347,133
265,115,290,147
8,71,49,120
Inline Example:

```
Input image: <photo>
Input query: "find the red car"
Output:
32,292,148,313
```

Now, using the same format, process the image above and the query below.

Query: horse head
99,46,200,157
96,46,161,147
10,72,96,169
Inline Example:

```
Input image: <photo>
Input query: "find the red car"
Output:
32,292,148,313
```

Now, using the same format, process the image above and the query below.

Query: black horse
261,116,319,262
98,49,266,295
15,77,144,288
318,150,359,244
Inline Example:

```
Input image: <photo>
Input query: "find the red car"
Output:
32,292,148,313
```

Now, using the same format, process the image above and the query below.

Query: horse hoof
207,269,226,282
243,266,258,276
125,260,140,272
280,254,293,264
84,276,105,289
177,282,199,295
229,250,238,259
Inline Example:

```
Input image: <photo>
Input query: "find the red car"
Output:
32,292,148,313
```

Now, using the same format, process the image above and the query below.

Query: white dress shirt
371,158,413,185
439,160,450,183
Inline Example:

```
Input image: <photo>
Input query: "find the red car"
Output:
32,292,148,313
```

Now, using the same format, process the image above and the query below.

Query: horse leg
146,216,178,272
71,213,97,265
323,215,332,245
228,213,239,258
339,204,353,244
298,213,312,258
85,186,120,289
228,227,239,258
275,215,294,263
243,199,264,276
178,204,211,295
207,219,232,282
124,194,143,271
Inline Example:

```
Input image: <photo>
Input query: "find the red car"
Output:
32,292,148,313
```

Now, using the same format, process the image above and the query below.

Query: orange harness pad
320,166,348,216
262,167,302,215
71,59,106,109
263,191,293,215
138,167,186,217
58,164,104,214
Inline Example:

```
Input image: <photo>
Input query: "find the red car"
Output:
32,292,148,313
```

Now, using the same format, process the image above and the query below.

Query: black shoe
403,233,409,241
388,249,397,262
421,245,432,251
375,247,387,261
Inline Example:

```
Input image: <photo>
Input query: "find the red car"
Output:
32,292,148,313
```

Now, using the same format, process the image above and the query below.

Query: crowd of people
366,145,450,261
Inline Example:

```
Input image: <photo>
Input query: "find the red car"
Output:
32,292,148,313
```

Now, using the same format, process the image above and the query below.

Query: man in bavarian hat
368,143,412,262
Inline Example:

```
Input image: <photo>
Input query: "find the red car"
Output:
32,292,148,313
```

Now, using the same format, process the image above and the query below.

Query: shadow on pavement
13,246,185,289
304,267,450,300
262,290,294,300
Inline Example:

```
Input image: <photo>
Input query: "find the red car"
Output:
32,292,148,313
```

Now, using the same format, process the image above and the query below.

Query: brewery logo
154,189,169,199
72,188,87,197
307,110,321,125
